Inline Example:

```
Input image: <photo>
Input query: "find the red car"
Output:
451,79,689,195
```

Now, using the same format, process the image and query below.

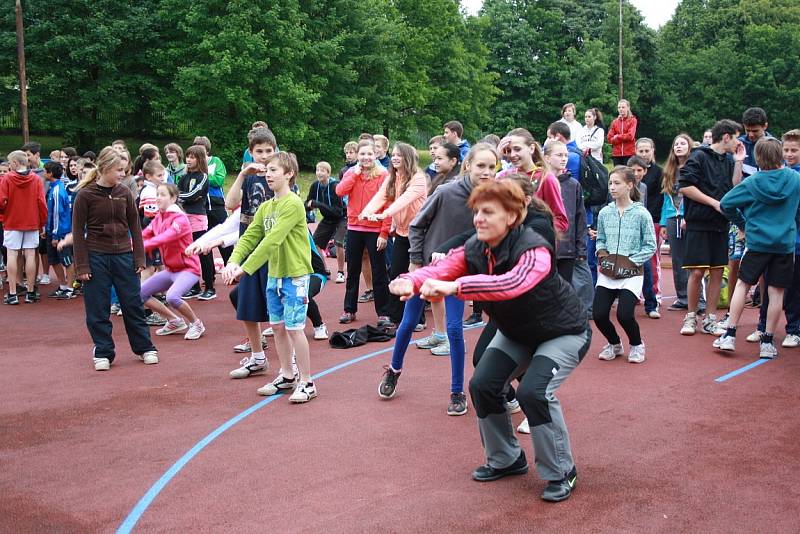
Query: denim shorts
728,224,745,261
267,275,310,330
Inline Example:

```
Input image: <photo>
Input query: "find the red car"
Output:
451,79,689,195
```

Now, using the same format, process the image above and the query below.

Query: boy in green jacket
222,152,315,402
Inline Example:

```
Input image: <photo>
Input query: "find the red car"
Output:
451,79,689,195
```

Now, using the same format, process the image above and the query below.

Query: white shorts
3,229,39,250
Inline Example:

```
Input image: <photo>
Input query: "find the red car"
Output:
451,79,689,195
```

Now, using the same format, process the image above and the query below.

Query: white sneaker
505,398,521,414
257,374,297,396
335,272,345,284
289,381,318,403
430,341,451,356
313,324,329,340
680,312,697,335
233,336,268,353
746,330,764,343
229,355,269,379
39,274,51,285
93,357,110,371
598,343,624,361
184,320,206,340
156,319,188,336
717,313,730,329
782,334,800,348
701,314,726,336
759,342,778,359
262,327,274,337
140,350,159,365
628,344,646,363
713,335,736,352
517,418,530,434
647,310,661,319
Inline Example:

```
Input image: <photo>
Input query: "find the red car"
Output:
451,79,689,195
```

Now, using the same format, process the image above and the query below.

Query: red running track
1,260,799,532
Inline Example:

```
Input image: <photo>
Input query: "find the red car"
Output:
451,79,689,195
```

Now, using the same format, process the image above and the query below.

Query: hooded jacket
72,181,145,275
0,169,47,231
556,173,588,259
607,115,638,157
142,204,201,275
596,201,657,266
335,166,392,238
46,179,71,240
720,167,800,254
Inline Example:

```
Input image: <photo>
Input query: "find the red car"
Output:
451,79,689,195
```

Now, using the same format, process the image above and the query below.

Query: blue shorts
267,275,310,330
236,264,269,323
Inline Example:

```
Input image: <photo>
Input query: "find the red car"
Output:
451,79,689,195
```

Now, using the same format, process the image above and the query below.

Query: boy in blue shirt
715,137,800,359
43,162,75,299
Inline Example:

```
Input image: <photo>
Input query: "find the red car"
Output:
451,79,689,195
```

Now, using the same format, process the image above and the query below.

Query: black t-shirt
239,175,274,235
642,163,664,223
679,147,733,232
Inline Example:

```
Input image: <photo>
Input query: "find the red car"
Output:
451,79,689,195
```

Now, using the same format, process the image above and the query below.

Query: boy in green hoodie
714,138,800,359
222,152,315,403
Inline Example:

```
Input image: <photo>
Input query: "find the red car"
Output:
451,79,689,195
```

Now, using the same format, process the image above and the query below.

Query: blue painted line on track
117,324,483,533
714,358,771,383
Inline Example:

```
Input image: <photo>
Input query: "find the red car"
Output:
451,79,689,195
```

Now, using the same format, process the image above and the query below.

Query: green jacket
230,192,312,277
208,156,227,199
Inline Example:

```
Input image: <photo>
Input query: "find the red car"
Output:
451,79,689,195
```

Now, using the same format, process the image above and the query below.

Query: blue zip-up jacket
46,179,71,240
720,166,800,254
738,132,774,178
457,139,471,162
789,163,800,254
566,140,581,182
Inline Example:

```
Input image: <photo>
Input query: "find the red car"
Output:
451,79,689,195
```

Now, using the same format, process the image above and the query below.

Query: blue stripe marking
118,324,482,533
714,358,771,382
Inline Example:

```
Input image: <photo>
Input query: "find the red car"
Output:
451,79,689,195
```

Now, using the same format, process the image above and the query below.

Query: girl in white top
558,103,583,143
577,108,605,162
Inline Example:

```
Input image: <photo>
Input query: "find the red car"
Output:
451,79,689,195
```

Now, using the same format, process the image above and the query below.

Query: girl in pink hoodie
140,183,205,340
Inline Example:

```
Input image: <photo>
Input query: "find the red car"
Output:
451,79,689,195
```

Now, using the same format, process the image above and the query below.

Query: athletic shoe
627,344,646,363
156,319,188,336
257,374,297,396
505,398,521,414
38,274,51,285
24,291,37,304
335,271,345,284
541,466,577,502
717,313,730,329
4,294,19,305
49,288,69,298
447,392,468,416
646,310,661,319
313,324,329,340
229,355,269,379
146,313,168,327
414,323,425,332
357,289,374,303
782,334,800,348
184,320,206,340
93,357,110,371
746,330,764,343
517,418,530,434
668,301,688,311
289,381,318,403
233,338,253,353
680,312,697,336
759,342,778,359
182,288,202,299
116,308,122,316
701,314,726,336
713,335,736,352
598,343,623,361
109,302,121,314
376,316,394,328
378,366,401,399
139,350,159,365
197,289,217,301
262,327,274,337
463,313,483,326
430,340,451,356
472,450,528,482
339,312,356,324
416,334,447,350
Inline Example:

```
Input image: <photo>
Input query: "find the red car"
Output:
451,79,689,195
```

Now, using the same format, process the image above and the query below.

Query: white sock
60,285,70,290
252,351,265,364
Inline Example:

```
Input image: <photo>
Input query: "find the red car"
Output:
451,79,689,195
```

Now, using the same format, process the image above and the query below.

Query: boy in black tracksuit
306,161,346,281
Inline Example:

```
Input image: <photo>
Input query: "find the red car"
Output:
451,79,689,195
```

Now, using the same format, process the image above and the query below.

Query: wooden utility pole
618,0,624,99
15,0,29,143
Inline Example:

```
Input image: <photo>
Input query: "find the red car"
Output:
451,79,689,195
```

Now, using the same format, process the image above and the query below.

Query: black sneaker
472,450,528,482
182,288,202,299
667,301,688,311
4,293,19,305
357,289,374,303
50,288,72,299
463,313,483,326
447,392,468,416
378,366,401,399
197,288,217,301
541,466,577,502
24,291,38,304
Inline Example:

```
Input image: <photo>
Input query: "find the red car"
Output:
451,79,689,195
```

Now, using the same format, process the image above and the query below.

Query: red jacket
607,115,638,157
0,170,47,231
142,205,201,275
335,166,392,238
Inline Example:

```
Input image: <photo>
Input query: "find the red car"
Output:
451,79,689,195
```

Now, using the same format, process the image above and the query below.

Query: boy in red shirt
0,151,47,304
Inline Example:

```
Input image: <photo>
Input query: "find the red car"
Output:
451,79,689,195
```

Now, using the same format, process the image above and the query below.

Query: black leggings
387,236,411,324
592,286,641,346
229,275,325,327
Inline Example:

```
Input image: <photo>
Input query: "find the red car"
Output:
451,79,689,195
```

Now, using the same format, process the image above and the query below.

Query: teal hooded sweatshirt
720,167,800,254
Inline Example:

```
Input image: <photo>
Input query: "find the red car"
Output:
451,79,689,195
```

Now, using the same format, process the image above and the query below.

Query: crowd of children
3,105,800,503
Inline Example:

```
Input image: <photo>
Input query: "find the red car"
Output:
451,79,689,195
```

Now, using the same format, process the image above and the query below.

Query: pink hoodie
361,171,427,237
142,205,201,275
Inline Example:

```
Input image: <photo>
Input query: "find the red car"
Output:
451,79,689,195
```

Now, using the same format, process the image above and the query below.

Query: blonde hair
316,161,331,174
138,143,158,155
76,147,122,190
266,152,299,187
7,150,28,168
357,139,382,179
542,140,566,175
461,142,499,176
343,141,358,152
373,134,389,151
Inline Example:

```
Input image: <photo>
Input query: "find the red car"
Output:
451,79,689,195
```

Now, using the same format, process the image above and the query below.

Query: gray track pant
469,328,591,481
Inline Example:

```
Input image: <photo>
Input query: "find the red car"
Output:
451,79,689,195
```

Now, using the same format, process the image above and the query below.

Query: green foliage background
1,0,798,167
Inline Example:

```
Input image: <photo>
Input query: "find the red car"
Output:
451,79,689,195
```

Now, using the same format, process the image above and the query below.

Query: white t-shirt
558,118,583,144
578,125,605,162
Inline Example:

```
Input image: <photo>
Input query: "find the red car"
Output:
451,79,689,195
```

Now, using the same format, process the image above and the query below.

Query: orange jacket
607,115,638,157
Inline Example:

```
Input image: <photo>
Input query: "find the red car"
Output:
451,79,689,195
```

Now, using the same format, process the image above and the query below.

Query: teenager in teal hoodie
715,138,800,359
